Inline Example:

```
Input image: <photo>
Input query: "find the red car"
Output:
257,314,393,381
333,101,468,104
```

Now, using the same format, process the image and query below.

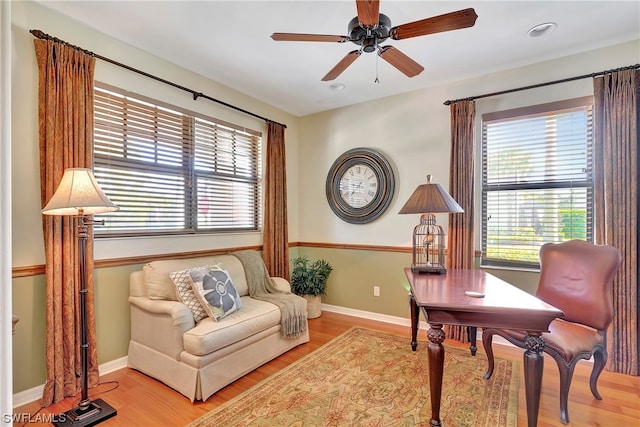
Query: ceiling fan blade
356,0,380,28
390,8,478,40
322,50,362,81
271,33,351,43
378,46,424,78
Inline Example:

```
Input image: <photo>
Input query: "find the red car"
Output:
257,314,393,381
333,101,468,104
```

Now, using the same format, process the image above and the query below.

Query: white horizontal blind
481,97,594,268
93,85,261,236
194,117,261,231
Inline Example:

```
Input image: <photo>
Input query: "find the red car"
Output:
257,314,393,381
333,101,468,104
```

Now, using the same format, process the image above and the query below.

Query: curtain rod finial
30,29,48,39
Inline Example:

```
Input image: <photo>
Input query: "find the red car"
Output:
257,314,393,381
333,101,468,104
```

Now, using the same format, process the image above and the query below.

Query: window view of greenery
481,98,593,268
92,85,262,236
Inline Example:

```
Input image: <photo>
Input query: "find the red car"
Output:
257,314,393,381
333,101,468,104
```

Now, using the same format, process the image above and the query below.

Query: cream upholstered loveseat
127,252,309,401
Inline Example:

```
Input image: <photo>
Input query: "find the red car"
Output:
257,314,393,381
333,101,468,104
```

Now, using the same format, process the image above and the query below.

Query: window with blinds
93,84,262,236
481,96,594,269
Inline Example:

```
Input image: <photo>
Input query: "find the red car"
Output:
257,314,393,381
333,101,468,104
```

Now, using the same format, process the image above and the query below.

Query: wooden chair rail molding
12,242,480,278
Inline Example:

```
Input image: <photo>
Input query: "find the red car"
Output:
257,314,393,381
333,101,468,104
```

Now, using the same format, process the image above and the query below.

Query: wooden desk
406,268,564,427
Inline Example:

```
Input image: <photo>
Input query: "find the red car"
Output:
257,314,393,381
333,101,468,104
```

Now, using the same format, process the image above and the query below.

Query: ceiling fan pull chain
374,42,380,83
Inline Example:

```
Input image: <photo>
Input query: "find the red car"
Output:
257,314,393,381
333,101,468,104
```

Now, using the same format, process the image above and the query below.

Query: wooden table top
405,268,565,332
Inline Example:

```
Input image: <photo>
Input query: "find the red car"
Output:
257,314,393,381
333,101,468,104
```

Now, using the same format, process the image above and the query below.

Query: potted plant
290,256,333,319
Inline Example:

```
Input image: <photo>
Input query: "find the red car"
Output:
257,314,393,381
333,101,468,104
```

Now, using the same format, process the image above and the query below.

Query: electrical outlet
373,286,380,297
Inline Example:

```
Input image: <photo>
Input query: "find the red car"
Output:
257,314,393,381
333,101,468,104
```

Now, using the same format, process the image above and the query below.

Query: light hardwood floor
14,311,640,426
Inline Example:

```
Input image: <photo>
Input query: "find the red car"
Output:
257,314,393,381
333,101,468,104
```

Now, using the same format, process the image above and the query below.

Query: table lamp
399,175,463,273
42,168,118,426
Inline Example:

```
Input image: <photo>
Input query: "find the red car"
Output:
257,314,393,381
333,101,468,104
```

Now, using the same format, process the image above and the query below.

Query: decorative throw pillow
169,268,209,323
189,266,242,321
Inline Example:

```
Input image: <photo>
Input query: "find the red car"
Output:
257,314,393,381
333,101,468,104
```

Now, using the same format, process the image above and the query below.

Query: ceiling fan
271,0,478,81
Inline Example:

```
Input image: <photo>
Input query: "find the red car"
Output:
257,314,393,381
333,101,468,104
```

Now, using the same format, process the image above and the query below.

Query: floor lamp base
53,398,117,427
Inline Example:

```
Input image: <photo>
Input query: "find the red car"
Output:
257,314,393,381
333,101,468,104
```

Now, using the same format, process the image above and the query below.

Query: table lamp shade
398,175,463,215
42,168,118,216
399,175,463,274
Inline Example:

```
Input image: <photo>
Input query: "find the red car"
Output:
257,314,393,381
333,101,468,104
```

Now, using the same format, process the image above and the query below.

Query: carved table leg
410,293,419,351
427,324,446,427
523,333,545,427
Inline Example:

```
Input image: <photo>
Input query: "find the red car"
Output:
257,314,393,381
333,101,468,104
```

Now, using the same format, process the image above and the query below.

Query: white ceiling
34,1,640,117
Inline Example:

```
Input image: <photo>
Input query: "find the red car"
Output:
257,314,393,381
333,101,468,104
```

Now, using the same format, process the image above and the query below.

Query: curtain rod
30,29,287,129
443,63,640,106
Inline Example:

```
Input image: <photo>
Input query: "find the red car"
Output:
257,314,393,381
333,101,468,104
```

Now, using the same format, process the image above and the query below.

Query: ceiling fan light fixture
329,82,346,91
527,22,557,38
272,2,478,81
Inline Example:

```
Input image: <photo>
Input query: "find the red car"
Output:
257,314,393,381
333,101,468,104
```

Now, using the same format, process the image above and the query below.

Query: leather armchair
482,240,621,424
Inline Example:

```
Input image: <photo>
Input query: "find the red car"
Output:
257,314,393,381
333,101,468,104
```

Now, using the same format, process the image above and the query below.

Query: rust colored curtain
593,68,639,375
445,100,476,341
34,39,99,406
262,122,290,279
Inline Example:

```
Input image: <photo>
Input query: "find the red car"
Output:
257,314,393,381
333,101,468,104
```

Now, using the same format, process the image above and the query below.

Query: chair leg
482,329,495,380
590,347,607,400
553,356,577,424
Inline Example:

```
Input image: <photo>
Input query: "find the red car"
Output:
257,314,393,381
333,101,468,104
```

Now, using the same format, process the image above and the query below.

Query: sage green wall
298,247,541,318
12,276,46,393
11,264,141,393
93,264,143,364
298,247,414,318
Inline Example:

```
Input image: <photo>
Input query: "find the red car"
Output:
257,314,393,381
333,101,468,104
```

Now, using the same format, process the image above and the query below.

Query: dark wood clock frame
325,147,395,224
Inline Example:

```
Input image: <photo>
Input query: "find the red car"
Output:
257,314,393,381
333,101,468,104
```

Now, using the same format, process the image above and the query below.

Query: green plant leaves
290,256,333,297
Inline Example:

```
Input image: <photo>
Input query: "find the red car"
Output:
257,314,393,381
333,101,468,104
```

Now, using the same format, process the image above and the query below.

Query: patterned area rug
188,327,518,427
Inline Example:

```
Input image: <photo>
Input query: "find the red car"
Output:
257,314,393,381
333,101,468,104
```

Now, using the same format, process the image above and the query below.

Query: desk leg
410,293,419,351
523,334,545,427
427,324,446,427
468,326,477,356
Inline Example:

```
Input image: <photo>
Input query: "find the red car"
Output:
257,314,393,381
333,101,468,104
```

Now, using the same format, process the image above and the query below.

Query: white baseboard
13,356,128,409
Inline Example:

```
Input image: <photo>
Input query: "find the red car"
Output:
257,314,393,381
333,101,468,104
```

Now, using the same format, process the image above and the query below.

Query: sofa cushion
144,255,250,300
169,268,209,322
189,266,242,321
183,296,281,356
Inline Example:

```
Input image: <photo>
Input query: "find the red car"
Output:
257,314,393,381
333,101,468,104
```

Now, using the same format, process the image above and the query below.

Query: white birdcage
412,213,446,273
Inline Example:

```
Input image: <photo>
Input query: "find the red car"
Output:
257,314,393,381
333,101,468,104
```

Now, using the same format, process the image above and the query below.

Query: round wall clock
326,147,395,224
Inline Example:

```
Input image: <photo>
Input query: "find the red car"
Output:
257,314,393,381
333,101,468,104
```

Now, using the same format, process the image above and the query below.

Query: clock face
326,148,395,224
339,164,379,208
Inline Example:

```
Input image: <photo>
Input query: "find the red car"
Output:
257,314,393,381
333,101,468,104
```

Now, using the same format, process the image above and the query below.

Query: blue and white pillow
189,266,242,321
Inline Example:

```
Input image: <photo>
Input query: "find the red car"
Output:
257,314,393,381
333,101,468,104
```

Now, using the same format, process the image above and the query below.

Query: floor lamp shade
42,168,118,216
399,175,463,273
42,168,118,426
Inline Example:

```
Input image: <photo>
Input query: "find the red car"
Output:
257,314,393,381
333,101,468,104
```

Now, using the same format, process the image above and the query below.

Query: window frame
93,82,263,238
480,96,594,270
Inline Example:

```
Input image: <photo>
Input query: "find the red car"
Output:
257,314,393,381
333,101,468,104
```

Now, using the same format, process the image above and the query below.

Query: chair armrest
271,277,292,293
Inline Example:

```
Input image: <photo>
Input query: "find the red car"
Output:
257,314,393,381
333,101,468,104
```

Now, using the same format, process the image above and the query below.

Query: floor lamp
42,168,118,427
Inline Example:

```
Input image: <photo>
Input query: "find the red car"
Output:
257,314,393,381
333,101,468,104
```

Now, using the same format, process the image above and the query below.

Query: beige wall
297,41,638,248
11,0,302,267
10,0,639,397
